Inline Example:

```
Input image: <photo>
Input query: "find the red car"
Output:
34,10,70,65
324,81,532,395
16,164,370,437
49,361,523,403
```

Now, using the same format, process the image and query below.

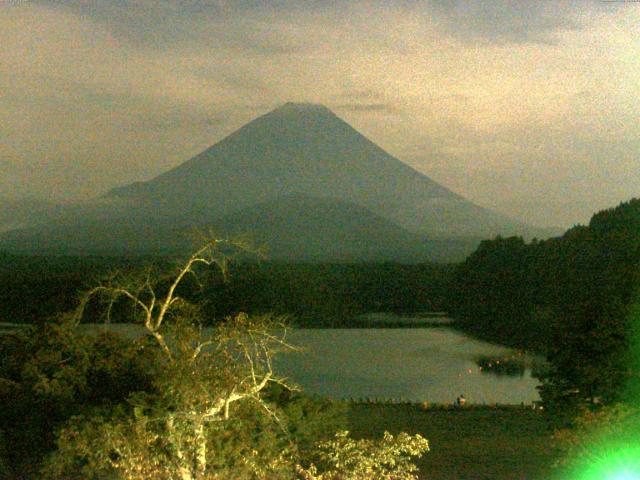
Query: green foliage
42,314,282,478
39,315,349,480
0,316,156,476
296,430,429,480
264,385,348,455
449,235,550,351
0,253,168,324
0,255,453,326
1,239,433,479
450,198,640,423
203,262,454,324
540,200,640,423
0,429,9,479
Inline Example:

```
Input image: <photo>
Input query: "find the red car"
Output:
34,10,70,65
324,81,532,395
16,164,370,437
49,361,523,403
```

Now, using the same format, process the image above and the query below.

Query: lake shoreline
293,311,456,329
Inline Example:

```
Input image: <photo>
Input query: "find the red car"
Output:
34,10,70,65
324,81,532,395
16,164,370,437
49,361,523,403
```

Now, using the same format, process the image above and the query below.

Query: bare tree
56,238,297,480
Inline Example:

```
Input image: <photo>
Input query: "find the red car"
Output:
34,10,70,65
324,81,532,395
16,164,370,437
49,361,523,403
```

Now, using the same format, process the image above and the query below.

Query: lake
273,326,542,405
42,319,543,405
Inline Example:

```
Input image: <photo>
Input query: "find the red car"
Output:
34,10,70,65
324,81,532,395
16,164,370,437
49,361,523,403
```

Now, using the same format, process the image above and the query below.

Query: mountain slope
107,103,535,238
0,197,63,233
216,194,480,262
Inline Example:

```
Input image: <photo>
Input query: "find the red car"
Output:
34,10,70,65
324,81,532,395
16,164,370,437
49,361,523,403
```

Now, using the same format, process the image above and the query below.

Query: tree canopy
1,238,430,479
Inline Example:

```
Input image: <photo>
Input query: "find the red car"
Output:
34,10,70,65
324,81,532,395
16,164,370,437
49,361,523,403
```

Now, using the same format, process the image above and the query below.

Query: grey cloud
33,0,309,54
216,25,307,56
422,0,606,44
131,108,226,131
336,88,386,102
335,103,395,113
334,89,399,114
33,0,620,48
190,65,274,94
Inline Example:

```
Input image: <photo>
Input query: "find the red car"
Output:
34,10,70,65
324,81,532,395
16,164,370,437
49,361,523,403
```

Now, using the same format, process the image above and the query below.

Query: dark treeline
0,254,453,326
0,254,170,325
450,198,640,416
451,198,640,351
201,262,453,326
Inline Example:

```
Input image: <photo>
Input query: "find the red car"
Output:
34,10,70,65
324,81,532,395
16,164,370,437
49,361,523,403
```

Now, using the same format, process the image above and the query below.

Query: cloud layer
1,0,639,227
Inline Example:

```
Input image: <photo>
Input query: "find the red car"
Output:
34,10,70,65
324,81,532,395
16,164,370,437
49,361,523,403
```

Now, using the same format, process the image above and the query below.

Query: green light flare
611,472,640,480
563,293,640,480
569,443,640,480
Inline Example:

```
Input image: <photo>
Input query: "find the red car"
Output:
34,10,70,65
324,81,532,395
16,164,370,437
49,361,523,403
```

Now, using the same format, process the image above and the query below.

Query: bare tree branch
64,237,298,479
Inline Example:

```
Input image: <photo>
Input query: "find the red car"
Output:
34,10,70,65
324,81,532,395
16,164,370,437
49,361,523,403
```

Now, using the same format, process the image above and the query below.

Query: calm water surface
274,327,541,404
68,321,542,405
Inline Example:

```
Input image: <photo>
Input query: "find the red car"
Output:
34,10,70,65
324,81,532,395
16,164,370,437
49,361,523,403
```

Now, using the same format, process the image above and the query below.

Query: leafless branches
74,238,265,360
74,236,295,417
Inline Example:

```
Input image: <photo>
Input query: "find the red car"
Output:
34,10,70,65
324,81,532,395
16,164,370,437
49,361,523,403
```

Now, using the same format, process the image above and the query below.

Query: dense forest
0,254,453,327
1,198,639,477
200,262,453,326
450,198,640,419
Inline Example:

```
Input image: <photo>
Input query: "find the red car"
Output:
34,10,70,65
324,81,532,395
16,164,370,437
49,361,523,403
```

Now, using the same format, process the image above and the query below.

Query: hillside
450,195,640,355
216,194,480,262
0,197,62,233
0,194,480,262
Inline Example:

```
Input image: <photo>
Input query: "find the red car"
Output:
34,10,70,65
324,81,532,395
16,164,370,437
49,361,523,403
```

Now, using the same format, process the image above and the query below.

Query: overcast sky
1,0,639,228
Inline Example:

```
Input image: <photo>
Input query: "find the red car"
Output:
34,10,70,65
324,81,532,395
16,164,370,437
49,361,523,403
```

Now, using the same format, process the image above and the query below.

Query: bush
297,430,429,480
0,317,156,476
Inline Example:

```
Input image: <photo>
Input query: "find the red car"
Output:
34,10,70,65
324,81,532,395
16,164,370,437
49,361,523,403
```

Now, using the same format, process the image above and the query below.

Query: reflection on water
274,327,543,404
475,354,526,377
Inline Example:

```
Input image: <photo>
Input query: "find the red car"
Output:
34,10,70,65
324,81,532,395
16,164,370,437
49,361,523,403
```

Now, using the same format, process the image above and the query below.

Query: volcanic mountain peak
238,101,349,141
102,102,538,238
274,102,333,113
231,102,339,137
0,103,553,258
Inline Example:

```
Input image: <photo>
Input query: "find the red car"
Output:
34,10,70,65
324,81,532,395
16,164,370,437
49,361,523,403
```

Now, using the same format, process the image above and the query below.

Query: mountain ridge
0,193,481,262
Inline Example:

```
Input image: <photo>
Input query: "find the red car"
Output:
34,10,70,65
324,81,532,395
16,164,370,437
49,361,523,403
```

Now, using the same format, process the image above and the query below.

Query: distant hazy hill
0,197,61,233
216,194,480,262
0,194,480,262
0,103,549,261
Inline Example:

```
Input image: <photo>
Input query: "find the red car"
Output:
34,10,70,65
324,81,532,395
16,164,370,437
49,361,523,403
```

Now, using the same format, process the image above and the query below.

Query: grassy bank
347,403,560,480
